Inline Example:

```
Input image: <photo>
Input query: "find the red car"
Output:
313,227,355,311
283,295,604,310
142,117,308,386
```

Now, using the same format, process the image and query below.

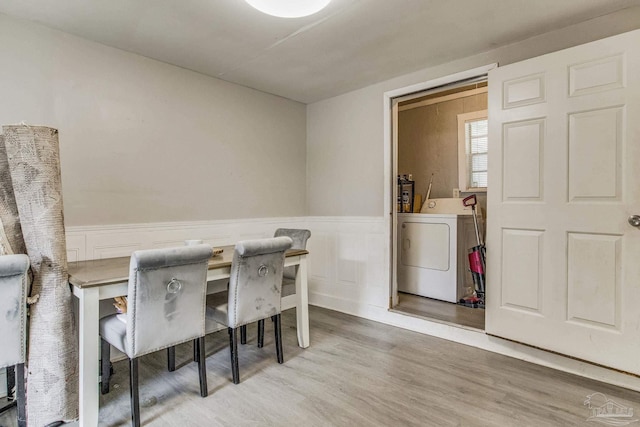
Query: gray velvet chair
273,228,311,298
99,244,212,427
206,236,292,384
247,228,311,346
0,254,29,427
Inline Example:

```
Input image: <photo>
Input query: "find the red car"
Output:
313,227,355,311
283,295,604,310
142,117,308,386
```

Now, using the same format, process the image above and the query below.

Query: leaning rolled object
3,124,79,425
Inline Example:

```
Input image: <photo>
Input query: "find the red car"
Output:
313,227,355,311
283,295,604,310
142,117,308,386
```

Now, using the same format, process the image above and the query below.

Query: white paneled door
486,30,640,374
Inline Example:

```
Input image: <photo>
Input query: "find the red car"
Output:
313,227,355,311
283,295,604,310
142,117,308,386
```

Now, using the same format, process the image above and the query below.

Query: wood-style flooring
2,306,639,426
394,292,485,330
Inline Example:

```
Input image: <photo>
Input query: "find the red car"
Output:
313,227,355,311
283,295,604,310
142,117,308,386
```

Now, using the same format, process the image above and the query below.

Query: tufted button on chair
99,244,212,427
206,236,292,384
0,254,29,427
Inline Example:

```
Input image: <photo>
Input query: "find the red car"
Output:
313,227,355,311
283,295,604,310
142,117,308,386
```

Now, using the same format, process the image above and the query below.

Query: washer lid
420,198,473,215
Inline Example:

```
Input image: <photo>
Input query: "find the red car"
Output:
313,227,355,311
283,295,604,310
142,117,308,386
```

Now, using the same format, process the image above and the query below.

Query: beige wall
398,92,487,203
307,7,640,217
0,14,307,226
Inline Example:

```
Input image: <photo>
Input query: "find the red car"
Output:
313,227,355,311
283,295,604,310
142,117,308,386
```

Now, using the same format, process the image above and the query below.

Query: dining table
68,245,309,427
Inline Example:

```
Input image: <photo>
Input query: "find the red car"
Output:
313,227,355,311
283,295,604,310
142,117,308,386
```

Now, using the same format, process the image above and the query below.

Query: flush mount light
245,0,332,18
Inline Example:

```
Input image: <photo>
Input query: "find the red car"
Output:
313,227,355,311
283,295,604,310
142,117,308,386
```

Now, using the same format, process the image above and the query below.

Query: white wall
306,6,640,217
0,14,307,227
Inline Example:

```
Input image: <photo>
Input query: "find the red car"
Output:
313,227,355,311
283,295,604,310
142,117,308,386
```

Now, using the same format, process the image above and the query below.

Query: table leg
295,255,309,348
76,287,100,427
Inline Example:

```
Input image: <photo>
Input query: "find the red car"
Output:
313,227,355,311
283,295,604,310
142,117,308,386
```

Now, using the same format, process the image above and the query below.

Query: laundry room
394,81,488,330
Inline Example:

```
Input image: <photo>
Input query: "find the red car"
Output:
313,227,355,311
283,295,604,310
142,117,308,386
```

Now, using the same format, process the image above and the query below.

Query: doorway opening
386,65,495,331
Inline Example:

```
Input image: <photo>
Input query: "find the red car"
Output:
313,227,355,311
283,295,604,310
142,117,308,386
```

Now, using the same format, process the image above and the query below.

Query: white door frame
383,63,497,307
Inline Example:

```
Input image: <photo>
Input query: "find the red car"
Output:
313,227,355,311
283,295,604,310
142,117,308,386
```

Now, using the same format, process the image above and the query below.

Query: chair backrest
274,228,311,280
227,236,293,328
0,254,29,368
125,244,212,358
274,228,311,250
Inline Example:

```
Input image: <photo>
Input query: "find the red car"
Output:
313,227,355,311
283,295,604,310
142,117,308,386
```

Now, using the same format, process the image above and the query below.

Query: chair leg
167,346,176,372
6,365,15,402
130,358,140,427
193,339,200,363
229,327,240,384
197,337,208,397
273,314,284,364
0,369,14,421
195,338,199,360
257,319,265,348
15,363,26,427
240,324,247,345
100,338,111,394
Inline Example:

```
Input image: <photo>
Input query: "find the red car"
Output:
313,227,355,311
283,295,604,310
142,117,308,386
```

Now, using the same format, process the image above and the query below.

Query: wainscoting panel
66,217,312,328
67,216,391,315
305,217,389,311
65,215,640,390
336,233,360,285
66,218,306,262
65,233,86,263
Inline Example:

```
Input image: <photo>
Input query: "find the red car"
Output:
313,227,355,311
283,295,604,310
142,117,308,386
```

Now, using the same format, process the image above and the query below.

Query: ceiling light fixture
245,0,332,18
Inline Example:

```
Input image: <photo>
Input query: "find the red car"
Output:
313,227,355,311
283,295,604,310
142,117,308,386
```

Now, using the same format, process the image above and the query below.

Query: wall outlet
453,188,460,198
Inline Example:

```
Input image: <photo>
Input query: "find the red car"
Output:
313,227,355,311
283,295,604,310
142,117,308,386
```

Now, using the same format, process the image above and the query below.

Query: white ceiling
0,0,638,103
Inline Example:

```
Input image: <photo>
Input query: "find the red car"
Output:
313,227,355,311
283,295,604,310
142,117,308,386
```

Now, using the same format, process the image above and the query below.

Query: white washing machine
397,198,481,303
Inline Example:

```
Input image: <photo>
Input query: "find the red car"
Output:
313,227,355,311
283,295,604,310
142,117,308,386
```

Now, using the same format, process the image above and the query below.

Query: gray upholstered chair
0,254,29,427
248,228,311,346
99,244,212,427
273,228,311,299
206,236,292,384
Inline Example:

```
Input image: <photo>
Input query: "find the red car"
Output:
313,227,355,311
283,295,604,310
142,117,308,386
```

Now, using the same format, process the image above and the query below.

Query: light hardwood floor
2,306,639,426
394,292,485,330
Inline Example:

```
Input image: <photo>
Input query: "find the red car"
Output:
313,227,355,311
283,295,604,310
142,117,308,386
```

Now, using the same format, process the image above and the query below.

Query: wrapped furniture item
3,125,78,425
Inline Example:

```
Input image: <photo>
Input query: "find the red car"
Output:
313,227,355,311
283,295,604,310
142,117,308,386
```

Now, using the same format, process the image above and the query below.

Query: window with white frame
458,110,488,192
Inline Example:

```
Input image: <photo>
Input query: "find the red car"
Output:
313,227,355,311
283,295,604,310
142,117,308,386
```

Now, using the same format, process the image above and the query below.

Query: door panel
567,232,621,329
568,107,622,200
501,229,543,313
503,120,544,200
486,30,640,374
